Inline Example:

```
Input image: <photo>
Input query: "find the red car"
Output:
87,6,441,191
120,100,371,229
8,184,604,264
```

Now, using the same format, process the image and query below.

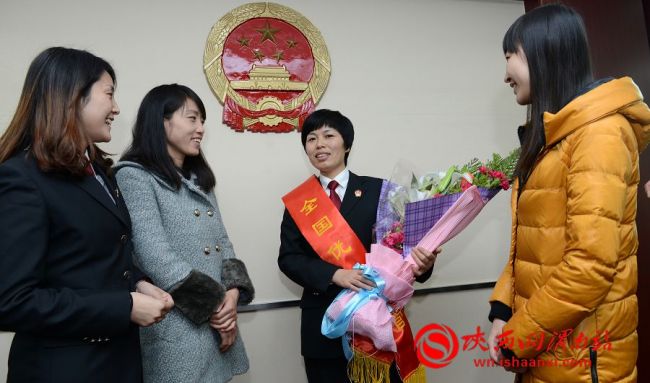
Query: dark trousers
304,357,402,383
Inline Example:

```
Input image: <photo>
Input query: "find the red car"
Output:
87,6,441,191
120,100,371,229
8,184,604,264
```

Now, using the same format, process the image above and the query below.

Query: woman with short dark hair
279,109,438,382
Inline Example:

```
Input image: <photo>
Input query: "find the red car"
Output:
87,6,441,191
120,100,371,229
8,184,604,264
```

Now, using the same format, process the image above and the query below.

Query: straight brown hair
0,47,116,175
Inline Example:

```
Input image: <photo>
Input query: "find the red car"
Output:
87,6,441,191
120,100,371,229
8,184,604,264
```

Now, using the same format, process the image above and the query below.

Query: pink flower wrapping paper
323,185,491,352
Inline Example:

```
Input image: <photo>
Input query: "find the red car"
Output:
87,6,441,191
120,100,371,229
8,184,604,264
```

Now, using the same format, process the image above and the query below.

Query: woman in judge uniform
0,47,172,383
278,109,438,383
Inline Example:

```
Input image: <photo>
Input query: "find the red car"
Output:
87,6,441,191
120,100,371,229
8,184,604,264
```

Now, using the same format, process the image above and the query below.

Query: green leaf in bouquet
503,148,520,180
463,158,481,173
436,166,456,194
416,174,433,193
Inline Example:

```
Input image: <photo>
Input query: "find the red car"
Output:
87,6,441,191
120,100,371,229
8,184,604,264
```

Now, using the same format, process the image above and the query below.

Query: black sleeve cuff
488,301,513,322
169,270,225,324
414,265,433,283
501,346,517,359
221,259,255,305
131,267,147,286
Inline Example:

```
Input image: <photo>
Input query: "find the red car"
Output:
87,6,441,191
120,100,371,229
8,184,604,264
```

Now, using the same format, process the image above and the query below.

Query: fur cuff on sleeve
222,259,255,305
169,270,225,324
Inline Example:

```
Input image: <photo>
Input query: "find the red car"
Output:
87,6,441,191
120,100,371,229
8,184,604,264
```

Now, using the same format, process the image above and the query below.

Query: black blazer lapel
340,172,366,217
78,168,129,227
98,167,132,227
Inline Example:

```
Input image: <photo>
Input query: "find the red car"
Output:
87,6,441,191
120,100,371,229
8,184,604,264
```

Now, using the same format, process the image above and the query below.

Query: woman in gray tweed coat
115,84,254,383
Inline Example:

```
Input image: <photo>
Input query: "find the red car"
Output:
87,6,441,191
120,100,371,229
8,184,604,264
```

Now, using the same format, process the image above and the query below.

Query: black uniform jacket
0,152,143,383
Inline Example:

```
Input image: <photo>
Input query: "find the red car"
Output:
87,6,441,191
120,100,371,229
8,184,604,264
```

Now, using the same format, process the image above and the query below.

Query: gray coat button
203,246,211,255
194,209,201,217
122,270,131,280
207,210,214,217
215,245,221,252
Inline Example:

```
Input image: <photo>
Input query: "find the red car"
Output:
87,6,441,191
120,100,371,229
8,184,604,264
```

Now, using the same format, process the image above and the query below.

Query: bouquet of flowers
321,149,519,383
377,149,519,255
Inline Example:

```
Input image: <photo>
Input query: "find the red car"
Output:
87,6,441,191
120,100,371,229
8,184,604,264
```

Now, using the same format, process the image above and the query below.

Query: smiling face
304,125,349,178
504,46,531,105
78,71,119,143
164,98,205,167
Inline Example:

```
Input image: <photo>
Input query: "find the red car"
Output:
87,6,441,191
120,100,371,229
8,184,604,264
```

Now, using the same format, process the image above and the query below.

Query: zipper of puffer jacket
589,346,599,383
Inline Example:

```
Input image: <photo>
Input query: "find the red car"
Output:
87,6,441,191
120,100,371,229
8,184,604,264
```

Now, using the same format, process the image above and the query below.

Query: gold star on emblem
286,39,297,48
272,50,284,63
237,36,250,47
256,21,279,44
253,49,265,62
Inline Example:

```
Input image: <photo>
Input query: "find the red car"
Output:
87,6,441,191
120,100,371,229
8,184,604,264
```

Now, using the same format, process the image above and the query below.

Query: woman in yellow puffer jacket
486,4,650,383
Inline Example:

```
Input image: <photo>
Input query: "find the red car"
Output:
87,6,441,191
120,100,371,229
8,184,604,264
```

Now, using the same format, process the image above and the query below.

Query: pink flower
382,221,405,252
500,179,510,190
461,178,472,191
479,166,488,174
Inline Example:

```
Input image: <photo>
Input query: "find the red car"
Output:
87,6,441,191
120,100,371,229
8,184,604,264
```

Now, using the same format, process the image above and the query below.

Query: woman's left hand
410,247,440,276
136,280,174,314
209,288,239,331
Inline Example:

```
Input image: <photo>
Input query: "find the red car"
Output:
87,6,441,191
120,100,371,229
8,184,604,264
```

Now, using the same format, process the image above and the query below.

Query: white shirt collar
319,168,349,190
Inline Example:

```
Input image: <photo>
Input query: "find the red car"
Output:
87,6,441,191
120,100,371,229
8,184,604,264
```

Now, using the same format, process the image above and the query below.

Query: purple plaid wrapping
375,180,401,243
402,187,500,254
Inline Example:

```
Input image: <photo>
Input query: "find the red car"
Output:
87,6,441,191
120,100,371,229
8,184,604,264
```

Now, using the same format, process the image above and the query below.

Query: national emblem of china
204,2,331,133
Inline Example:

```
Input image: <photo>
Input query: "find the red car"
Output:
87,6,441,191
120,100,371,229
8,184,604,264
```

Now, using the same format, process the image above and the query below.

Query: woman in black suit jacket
0,47,173,383
278,109,437,383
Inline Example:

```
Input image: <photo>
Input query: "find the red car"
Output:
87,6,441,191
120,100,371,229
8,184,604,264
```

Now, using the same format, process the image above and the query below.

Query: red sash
282,176,366,268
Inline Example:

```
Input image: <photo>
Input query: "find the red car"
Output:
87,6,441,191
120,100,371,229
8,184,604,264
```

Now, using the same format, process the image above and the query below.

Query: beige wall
0,0,524,381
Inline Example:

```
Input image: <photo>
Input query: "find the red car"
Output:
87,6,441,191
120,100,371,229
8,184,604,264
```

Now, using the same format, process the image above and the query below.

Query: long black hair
503,4,593,184
121,84,215,191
